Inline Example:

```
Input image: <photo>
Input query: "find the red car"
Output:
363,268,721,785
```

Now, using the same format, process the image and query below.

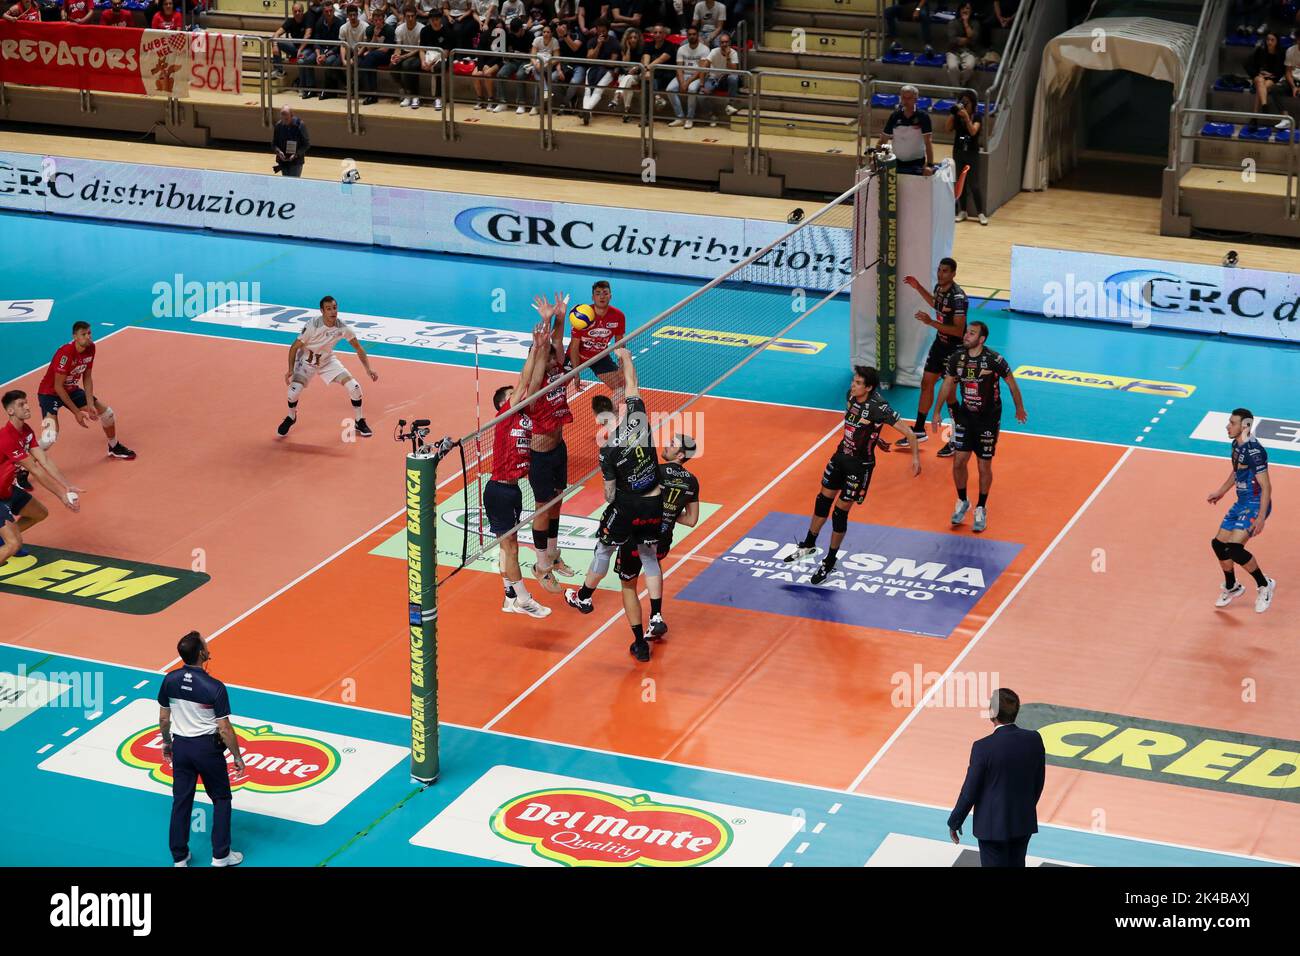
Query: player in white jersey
277,296,379,438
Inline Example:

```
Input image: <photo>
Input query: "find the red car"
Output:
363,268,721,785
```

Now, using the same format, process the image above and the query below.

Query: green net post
877,156,899,384
406,451,439,784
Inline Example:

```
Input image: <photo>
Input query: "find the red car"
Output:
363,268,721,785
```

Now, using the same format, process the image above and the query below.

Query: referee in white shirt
159,631,246,867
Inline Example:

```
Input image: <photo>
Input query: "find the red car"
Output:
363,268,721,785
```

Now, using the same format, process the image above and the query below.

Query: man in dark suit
947,687,1046,867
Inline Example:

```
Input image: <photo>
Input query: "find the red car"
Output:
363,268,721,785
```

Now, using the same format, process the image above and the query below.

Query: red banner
0,22,240,97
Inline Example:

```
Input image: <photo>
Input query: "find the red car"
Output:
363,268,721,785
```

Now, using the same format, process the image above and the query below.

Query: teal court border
0,645,1281,868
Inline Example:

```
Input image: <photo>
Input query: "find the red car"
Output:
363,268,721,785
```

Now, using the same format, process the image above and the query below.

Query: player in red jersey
37,322,136,461
1,390,81,564
566,280,626,401
484,295,564,619
527,303,579,593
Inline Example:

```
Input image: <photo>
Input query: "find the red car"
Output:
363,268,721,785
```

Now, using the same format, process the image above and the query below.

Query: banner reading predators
0,22,241,97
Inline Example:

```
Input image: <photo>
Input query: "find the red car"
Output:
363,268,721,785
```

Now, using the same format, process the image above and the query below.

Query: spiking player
786,366,920,585
614,433,700,652
485,297,564,619
564,347,663,663
932,321,1027,533
566,280,626,399
898,258,966,457
277,296,378,439
37,321,136,460
1,390,81,564
528,305,579,594
1208,408,1275,613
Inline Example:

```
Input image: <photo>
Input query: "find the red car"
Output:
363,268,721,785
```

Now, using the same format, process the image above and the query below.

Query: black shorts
527,441,568,504
483,479,523,538
598,491,662,547
38,389,88,418
588,353,618,376
2,488,32,517
821,452,873,505
0,498,14,526
924,338,960,376
615,534,671,582
952,413,999,459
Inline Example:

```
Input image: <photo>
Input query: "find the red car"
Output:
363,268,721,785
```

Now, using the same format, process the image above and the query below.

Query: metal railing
1173,107,1298,219
1166,0,1227,217
752,67,866,160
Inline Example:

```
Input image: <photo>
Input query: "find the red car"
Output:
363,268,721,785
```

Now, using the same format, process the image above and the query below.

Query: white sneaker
1215,582,1245,607
978,213,988,225
531,562,561,594
783,544,817,565
654,95,667,109
173,852,191,868
668,118,684,127
1256,578,1276,613
955,211,967,223
516,105,526,114
399,97,412,108
529,106,538,115
475,101,486,110
972,506,987,533
434,96,442,109
684,119,694,129
212,850,243,867
491,102,504,112
411,97,420,109
725,104,738,115
511,594,552,618
951,499,970,526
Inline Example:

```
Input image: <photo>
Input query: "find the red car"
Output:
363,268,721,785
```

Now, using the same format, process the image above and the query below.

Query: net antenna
438,168,881,582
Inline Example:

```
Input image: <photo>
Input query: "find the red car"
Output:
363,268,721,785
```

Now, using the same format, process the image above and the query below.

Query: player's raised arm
904,275,936,309
614,346,638,400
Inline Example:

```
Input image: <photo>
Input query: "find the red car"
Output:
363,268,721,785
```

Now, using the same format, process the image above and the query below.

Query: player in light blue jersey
1207,408,1275,613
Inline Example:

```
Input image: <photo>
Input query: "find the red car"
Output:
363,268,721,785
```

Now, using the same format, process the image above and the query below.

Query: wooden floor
2,127,1285,296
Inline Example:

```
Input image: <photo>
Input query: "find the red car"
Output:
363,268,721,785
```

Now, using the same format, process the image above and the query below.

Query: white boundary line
481,419,843,730
2,637,1288,866
845,446,1136,792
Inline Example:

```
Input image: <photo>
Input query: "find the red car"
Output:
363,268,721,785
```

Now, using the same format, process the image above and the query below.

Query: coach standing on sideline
273,105,310,177
946,688,1045,867
159,631,246,867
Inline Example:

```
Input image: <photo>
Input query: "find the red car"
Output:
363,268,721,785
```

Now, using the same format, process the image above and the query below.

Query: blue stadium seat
1238,125,1272,141
871,93,901,109
914,52,946,68
1201,122,1235,137
882,50,916,65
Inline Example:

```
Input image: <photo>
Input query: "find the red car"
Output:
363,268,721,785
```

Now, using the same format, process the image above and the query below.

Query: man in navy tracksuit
158,631,246,867
947,688,1046,867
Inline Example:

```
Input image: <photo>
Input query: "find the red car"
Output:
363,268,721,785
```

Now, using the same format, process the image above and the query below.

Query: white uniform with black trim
293,315,355,385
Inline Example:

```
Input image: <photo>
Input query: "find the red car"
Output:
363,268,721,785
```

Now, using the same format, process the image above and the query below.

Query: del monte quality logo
118,721,341,793
491,787,734,867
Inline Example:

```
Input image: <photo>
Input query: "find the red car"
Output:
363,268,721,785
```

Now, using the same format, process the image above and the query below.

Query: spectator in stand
421,8,454,109
63,0,96,24
576,0,606,36
524,2,545,36
499,16,535,112
946,2,981,86
992,0,1016,28
500,0,525,23
611,0,641,33
300,0,344,99
568,17,619,121
523,22,560,113
643,21,677,112
640,0,680,33
273,105,310,176
339,4,369,94
1286,27,1300,100
882,84,935,174
550,0,579,34
273,4,311,79
701,30,738,125
553,19,585,107
99,0,135,26
357,7,395,104
470,0,498,32
444,0,475,46
415,0,437,20
470,12,505,110
392,4,425,107
613,25,644,119
692,0,723,47
950,90,986,224
152,0,184,29
367,0,396,25
3,0,40,21
667,24,708,128
884,0,932,48
1246,32,1289,128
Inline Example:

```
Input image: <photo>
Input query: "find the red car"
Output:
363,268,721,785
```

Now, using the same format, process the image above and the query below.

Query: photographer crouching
273,105,310,177
949,91,986,225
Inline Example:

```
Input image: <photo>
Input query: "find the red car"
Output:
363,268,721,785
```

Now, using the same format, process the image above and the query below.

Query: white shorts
294,354,350,385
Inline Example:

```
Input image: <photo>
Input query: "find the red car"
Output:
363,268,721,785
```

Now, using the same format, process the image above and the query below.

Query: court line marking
480,420,845,731
844,446,1136,793
3,638,1287,866
127,326,1300,470
0,325,127,390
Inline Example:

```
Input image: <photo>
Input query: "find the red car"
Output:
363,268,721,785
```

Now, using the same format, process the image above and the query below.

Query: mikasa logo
49,886,151,936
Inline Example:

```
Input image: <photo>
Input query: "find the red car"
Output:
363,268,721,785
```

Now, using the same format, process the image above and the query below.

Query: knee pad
831,507,849,534
1211,538,1232,560
286,381,304,404
1227,543,1253,566
638,543,662,580
814,494,833,518
346,379,363,403
590,541,617,576
98,405,115,427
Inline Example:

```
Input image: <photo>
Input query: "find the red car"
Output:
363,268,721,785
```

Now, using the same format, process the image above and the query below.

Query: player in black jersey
785,366,921,585
932,321,1027,534
899,258,967,458
613,434,701,659
564,348,665,661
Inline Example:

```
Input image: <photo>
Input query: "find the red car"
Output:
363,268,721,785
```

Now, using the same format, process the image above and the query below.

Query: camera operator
273,105,310,177
949,90,985,224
